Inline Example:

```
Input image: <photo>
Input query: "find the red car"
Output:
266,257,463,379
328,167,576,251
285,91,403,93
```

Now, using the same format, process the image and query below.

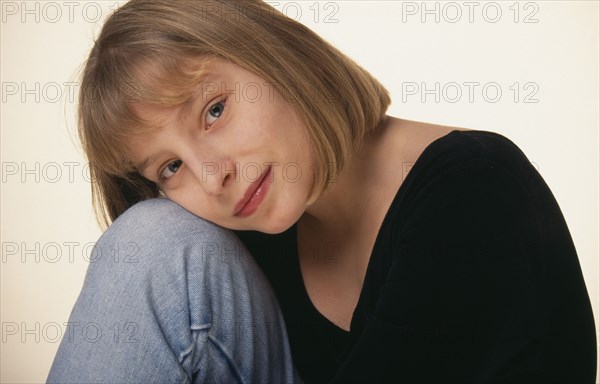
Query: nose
186,156,236,195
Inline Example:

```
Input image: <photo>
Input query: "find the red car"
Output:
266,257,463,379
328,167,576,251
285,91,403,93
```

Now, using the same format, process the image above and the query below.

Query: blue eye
206,100,226,126
160,160,182,181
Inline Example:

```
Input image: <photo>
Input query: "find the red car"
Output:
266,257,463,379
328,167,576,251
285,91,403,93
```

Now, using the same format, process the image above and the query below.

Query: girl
47,0,597,383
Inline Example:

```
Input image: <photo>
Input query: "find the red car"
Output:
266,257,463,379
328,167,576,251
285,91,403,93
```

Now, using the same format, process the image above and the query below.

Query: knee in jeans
79,199,281,364
87,198,244,282
112,197,225,240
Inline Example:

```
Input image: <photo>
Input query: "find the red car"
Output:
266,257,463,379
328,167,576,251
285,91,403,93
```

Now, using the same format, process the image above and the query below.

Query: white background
1,1,598,382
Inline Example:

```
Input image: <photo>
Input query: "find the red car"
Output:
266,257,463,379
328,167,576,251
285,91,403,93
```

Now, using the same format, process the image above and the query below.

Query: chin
255,218,293,235
254,207,301,235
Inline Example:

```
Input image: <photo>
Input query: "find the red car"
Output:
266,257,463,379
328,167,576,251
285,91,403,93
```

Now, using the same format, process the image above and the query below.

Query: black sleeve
330,157,576,383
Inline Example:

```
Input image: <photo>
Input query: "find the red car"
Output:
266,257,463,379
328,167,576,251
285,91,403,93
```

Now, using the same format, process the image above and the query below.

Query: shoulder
379,119,540,206
414,128,537,183
385,128,544,247
391,127,540,217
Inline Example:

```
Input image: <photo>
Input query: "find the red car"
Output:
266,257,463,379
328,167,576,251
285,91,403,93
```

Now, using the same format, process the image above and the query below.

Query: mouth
233,166,273,217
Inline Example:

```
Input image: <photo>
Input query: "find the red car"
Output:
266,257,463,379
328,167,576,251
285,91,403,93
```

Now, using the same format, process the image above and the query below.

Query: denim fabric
47,198,302,384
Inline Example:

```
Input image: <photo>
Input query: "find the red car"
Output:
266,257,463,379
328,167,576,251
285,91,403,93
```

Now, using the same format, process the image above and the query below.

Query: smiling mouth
233,166,272,216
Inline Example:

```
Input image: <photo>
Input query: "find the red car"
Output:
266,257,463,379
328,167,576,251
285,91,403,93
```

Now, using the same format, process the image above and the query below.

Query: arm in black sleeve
330,157,596,383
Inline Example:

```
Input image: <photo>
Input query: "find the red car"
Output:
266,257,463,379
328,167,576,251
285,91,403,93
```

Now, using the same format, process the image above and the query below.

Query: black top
234,129,597,383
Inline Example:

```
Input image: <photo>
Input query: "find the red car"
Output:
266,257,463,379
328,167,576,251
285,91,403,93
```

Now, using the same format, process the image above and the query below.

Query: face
127,59,316,234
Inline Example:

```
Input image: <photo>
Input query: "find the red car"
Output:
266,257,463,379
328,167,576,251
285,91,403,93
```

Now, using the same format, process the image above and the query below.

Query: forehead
132,59,263,122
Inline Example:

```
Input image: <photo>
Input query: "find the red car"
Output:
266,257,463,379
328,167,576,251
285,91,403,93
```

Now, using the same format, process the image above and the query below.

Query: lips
233,166,272,215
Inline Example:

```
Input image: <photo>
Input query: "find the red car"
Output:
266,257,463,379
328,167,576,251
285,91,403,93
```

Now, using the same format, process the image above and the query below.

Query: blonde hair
79,0,391,229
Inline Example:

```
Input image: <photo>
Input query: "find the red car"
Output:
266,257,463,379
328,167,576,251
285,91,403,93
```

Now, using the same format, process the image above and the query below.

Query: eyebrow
177,88,202,122
137,153,163,180
178,73,219,122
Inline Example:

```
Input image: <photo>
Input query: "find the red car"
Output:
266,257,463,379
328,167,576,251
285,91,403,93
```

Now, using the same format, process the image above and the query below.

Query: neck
299,115,401,240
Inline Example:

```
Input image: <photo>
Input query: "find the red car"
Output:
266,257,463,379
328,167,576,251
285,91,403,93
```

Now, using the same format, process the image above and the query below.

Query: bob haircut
79,0,391,229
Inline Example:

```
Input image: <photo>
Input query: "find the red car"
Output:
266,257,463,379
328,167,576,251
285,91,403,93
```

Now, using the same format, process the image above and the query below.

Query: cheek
166,185,211,217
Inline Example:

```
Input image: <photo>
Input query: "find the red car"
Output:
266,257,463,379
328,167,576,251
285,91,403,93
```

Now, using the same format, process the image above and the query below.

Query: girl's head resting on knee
79,0,390,233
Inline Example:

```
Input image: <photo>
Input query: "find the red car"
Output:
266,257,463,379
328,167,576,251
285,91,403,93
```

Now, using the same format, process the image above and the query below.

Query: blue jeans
47,198,303,384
